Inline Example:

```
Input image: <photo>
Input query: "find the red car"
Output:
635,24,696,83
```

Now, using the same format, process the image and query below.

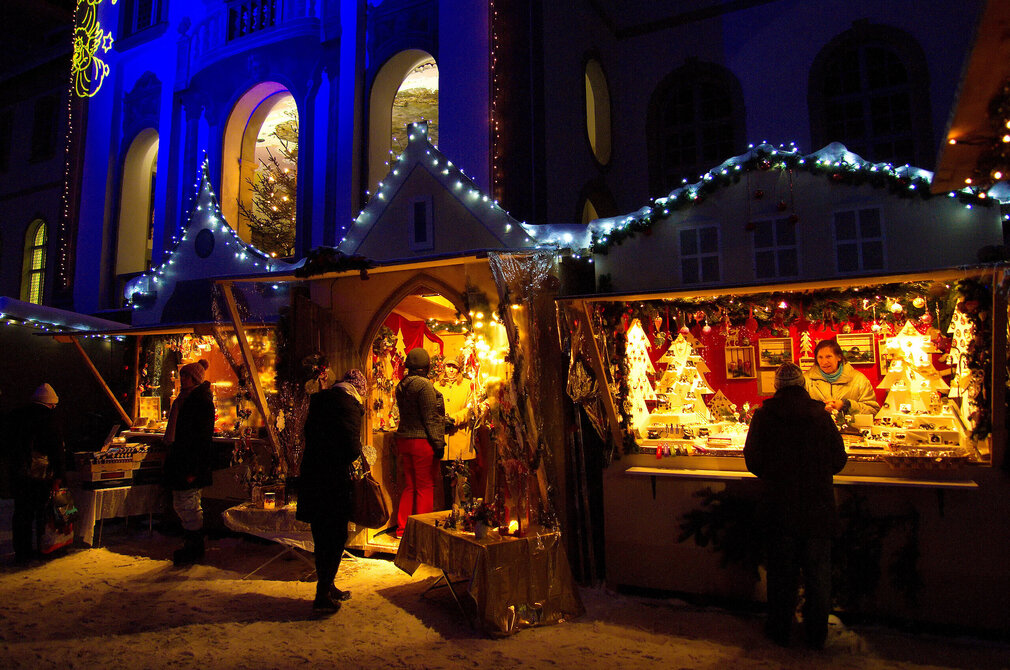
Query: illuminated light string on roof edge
586,141,999,255
125,158,284,309
337,121,535,252
0,311,125,341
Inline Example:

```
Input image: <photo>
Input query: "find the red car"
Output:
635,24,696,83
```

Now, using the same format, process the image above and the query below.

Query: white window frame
751,216,799,280
679,224,720,285
832,207,885,274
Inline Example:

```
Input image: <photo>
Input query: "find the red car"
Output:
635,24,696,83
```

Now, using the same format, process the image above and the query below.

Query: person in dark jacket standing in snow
744,362,848,649
393,348,447,538
297,367,366,612
164,359,215,566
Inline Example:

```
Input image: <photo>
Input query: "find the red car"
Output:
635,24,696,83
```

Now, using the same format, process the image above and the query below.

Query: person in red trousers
393,348,448,538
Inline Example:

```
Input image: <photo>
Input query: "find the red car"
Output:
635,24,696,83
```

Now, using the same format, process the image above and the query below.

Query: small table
221,502,317,579
394,511,584,636
71,484,167,547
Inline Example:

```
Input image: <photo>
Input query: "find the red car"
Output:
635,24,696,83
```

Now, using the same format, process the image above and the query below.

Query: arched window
21,219,47,304
369,50,439,197
222,83,299,258
585,58,612,165
647,62,746,197
117,129,158,276
809,24,931,168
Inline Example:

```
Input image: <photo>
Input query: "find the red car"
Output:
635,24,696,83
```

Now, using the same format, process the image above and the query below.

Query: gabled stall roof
336,122,538,257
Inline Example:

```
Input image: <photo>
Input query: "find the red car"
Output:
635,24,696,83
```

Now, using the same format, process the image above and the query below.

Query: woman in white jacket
804,339,880,417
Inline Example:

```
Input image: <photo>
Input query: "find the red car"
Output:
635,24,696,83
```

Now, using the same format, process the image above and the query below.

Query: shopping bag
50,487,78,526
352,470,390,529
40,520,73,554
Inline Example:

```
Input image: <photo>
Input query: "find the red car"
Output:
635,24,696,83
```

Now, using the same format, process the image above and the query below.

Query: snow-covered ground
0,515,1007,669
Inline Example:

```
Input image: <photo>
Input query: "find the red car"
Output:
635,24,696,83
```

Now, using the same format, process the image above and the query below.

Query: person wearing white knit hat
9,383,65,563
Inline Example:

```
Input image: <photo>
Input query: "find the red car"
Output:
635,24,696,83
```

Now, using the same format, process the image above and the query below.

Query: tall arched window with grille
809,24,931,168
21,219,47,304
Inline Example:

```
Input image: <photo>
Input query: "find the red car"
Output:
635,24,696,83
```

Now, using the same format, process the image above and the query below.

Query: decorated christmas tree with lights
877,320,948,418
237,113,298,258
652,332,713,423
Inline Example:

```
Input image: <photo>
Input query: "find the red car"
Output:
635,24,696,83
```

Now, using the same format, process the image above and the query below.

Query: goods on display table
592,275,997,473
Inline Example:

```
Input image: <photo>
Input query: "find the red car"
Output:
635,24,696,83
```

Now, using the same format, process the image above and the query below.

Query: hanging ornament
745,308,759,332
693,310,706,323
889,301,904,314
758,159,772,171
871,321,881,333
912,296,926,309
702,320,712,335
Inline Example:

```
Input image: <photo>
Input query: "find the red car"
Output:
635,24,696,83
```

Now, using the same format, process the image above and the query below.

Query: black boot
173,530,204,566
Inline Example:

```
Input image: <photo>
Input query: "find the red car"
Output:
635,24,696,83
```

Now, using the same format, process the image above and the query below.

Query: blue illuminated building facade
0,1,996,315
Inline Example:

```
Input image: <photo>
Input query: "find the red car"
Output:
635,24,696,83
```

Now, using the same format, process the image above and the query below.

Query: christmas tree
237,112,298,258
877,321,948,417
653,332,713,423
625,319,657,433
799,331,814,364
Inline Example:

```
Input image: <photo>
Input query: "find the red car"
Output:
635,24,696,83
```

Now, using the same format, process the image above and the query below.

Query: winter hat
32,383,59,405
342,369,368,397
405,348,430,372
180,359,209,384
774,362,806,390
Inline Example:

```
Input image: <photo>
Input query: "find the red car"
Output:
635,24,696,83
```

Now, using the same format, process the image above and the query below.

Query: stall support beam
578,300,627,452
63,335,132,426
219,281,284,473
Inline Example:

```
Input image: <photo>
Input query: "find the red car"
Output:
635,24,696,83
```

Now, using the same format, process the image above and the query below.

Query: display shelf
624,466,979,489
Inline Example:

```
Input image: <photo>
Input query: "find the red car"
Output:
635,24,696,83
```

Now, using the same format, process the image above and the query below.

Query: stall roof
38,320,278,339
0,296,128,331
217,249,538,283
559,265,1006,303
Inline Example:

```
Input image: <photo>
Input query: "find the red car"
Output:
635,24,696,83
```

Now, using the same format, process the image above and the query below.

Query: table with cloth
222,502,317,579
394,510,584,636
72,483,167,547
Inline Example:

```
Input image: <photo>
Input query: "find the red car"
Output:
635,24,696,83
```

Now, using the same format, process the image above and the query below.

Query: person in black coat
297,368,366,612
163,359,215,566
744,362,848,649
7,383,65,564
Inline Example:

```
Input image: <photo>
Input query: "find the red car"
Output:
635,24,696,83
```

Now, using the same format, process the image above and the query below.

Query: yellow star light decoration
72,0,117,98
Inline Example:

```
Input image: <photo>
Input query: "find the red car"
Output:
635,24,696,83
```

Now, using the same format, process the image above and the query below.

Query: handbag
50,487,79,526
352,469,390,529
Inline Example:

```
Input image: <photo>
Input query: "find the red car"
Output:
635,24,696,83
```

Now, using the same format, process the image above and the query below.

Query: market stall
559,266,1010,629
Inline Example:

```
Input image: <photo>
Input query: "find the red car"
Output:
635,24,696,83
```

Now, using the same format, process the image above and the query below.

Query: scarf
335,381,363,406
818,364,845,384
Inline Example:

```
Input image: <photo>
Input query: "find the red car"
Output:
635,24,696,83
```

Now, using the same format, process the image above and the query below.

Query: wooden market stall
559,265,1010,632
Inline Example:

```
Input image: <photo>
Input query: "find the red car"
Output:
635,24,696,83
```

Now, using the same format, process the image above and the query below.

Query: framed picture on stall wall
758,337,793,368
725,345,757,379
757,370,777,395
837,333,875,365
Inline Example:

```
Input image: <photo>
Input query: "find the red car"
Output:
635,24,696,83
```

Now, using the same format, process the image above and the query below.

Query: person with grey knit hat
744,362,848,650
164,359,215,566
8,383,65,564
393,348,447,538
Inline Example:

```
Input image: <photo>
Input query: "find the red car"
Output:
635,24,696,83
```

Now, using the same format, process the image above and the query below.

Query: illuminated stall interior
566,268,1004,476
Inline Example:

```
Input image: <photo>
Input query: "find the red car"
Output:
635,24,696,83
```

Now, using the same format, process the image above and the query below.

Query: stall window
834,208,884,273
680,225,720,284
409,196,433,251
21,219,47,304
752,217,798,279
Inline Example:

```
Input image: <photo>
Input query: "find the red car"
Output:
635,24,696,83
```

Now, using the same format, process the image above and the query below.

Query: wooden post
578,300,627,452
219,281,284,474
66,335,132,426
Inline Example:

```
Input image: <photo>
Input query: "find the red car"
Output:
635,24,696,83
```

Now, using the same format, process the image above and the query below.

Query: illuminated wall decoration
72,0,117,99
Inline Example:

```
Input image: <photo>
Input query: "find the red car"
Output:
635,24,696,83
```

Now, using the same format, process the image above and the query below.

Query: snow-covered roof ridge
336,121,537,254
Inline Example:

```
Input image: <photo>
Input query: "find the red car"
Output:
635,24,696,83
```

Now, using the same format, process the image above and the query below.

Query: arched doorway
368,50,439,197
116,128,159,276
222,83,299,257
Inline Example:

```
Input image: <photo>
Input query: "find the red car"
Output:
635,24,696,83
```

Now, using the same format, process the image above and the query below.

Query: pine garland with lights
590,144,993,254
